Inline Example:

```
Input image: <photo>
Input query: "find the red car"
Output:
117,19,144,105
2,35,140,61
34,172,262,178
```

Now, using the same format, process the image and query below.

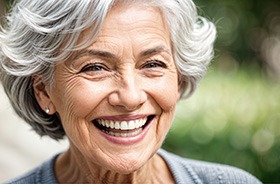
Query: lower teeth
102,128,143,137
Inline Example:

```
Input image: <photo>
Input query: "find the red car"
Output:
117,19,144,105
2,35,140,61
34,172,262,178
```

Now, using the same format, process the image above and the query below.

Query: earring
45,106,50,114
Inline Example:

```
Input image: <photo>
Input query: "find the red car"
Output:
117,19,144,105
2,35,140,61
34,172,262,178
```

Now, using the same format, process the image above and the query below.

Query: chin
105,150,153,174
110,160,145,174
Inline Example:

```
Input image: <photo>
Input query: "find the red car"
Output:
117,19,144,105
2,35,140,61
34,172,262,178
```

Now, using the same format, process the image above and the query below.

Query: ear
33,76,56,115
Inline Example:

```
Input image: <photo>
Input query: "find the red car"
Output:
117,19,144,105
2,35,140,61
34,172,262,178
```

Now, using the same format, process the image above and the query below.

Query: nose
108,73,147,111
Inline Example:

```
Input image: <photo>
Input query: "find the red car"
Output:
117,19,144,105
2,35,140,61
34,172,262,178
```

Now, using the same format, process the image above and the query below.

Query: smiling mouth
93,115,155,137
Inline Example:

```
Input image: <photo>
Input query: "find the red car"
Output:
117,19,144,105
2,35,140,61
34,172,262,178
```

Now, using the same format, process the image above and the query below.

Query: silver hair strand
0,0,216,140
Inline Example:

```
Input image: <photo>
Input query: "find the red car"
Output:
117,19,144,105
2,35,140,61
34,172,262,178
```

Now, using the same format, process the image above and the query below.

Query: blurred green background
163,0,280,183
1,0,280,183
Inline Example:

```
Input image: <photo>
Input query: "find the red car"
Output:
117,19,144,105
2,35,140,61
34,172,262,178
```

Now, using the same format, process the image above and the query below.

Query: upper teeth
97,118,147,130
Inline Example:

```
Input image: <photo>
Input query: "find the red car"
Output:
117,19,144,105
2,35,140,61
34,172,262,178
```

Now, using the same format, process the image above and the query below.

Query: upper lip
94,114,151,121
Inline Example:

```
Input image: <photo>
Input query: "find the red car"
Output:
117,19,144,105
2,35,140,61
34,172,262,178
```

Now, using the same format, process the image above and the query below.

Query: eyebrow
73,45,171,62
73,50,116,61
139,46,171,58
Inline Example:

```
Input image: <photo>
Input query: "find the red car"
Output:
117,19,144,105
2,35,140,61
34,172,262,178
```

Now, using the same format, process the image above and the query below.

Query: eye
142,60,167,69
80,63,107,73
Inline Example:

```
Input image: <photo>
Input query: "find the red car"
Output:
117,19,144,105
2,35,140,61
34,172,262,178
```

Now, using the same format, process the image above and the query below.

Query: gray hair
0,0,216,140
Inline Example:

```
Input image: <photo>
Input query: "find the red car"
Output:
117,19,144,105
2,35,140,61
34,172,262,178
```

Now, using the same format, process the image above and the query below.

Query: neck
55,147,175,184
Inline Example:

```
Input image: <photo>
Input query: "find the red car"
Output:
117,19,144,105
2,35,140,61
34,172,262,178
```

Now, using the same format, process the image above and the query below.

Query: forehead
106,3,165,26
69,3,171,63
96,3,169,46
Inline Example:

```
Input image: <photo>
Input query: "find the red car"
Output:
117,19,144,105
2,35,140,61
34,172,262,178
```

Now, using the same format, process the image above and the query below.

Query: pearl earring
45,106,50,114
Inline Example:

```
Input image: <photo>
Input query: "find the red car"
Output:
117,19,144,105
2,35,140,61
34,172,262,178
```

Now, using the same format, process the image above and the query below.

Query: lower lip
97,118,154,145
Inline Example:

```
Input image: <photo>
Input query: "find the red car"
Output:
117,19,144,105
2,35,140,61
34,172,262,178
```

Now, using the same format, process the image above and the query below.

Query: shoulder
5,154,59,184
158,149,262,184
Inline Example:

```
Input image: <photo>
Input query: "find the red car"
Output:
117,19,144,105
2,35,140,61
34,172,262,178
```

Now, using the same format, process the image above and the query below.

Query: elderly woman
0,0,261,183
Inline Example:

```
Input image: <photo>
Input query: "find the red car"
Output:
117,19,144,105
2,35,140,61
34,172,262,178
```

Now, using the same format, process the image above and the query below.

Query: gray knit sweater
7,149,262,184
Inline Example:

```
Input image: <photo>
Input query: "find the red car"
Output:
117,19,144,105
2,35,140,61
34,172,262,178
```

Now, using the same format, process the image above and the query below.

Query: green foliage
194,0,280,66
163,67,280,183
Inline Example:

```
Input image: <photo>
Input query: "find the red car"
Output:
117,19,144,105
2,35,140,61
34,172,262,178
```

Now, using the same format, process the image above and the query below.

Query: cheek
148,75,179,112
51,79,110,146
51,78,109,120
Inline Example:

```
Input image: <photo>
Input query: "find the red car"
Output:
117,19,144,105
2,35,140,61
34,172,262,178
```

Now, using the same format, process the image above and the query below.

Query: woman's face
46,4,180,173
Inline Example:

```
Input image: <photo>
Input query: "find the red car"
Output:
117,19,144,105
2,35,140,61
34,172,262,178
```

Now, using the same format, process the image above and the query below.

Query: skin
34,3,180,184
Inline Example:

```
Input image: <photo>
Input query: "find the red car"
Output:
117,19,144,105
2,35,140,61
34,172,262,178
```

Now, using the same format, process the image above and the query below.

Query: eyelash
79,59,166,74
80,63,108,73
142,60,167,69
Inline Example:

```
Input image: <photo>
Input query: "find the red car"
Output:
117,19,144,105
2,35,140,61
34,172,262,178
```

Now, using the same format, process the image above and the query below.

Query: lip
93,114,155,145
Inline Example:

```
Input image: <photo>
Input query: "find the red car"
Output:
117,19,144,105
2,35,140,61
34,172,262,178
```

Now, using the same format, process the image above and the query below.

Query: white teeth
120,121,128,130
97,117,148,131
128,121,135,130
110,121,114,129
105,120,110,128
102,128,142,137
115,122,120,129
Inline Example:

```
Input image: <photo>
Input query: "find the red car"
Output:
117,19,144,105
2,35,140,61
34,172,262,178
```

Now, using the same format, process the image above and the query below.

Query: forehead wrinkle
73,50,116,60
68,6,171,66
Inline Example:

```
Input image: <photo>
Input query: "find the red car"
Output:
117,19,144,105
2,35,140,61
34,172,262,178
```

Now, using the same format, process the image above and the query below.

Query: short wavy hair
0,0,216,140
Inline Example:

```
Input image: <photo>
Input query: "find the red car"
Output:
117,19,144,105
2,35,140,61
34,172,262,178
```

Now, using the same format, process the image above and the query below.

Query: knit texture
158,149,262,184
7,149,262,184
